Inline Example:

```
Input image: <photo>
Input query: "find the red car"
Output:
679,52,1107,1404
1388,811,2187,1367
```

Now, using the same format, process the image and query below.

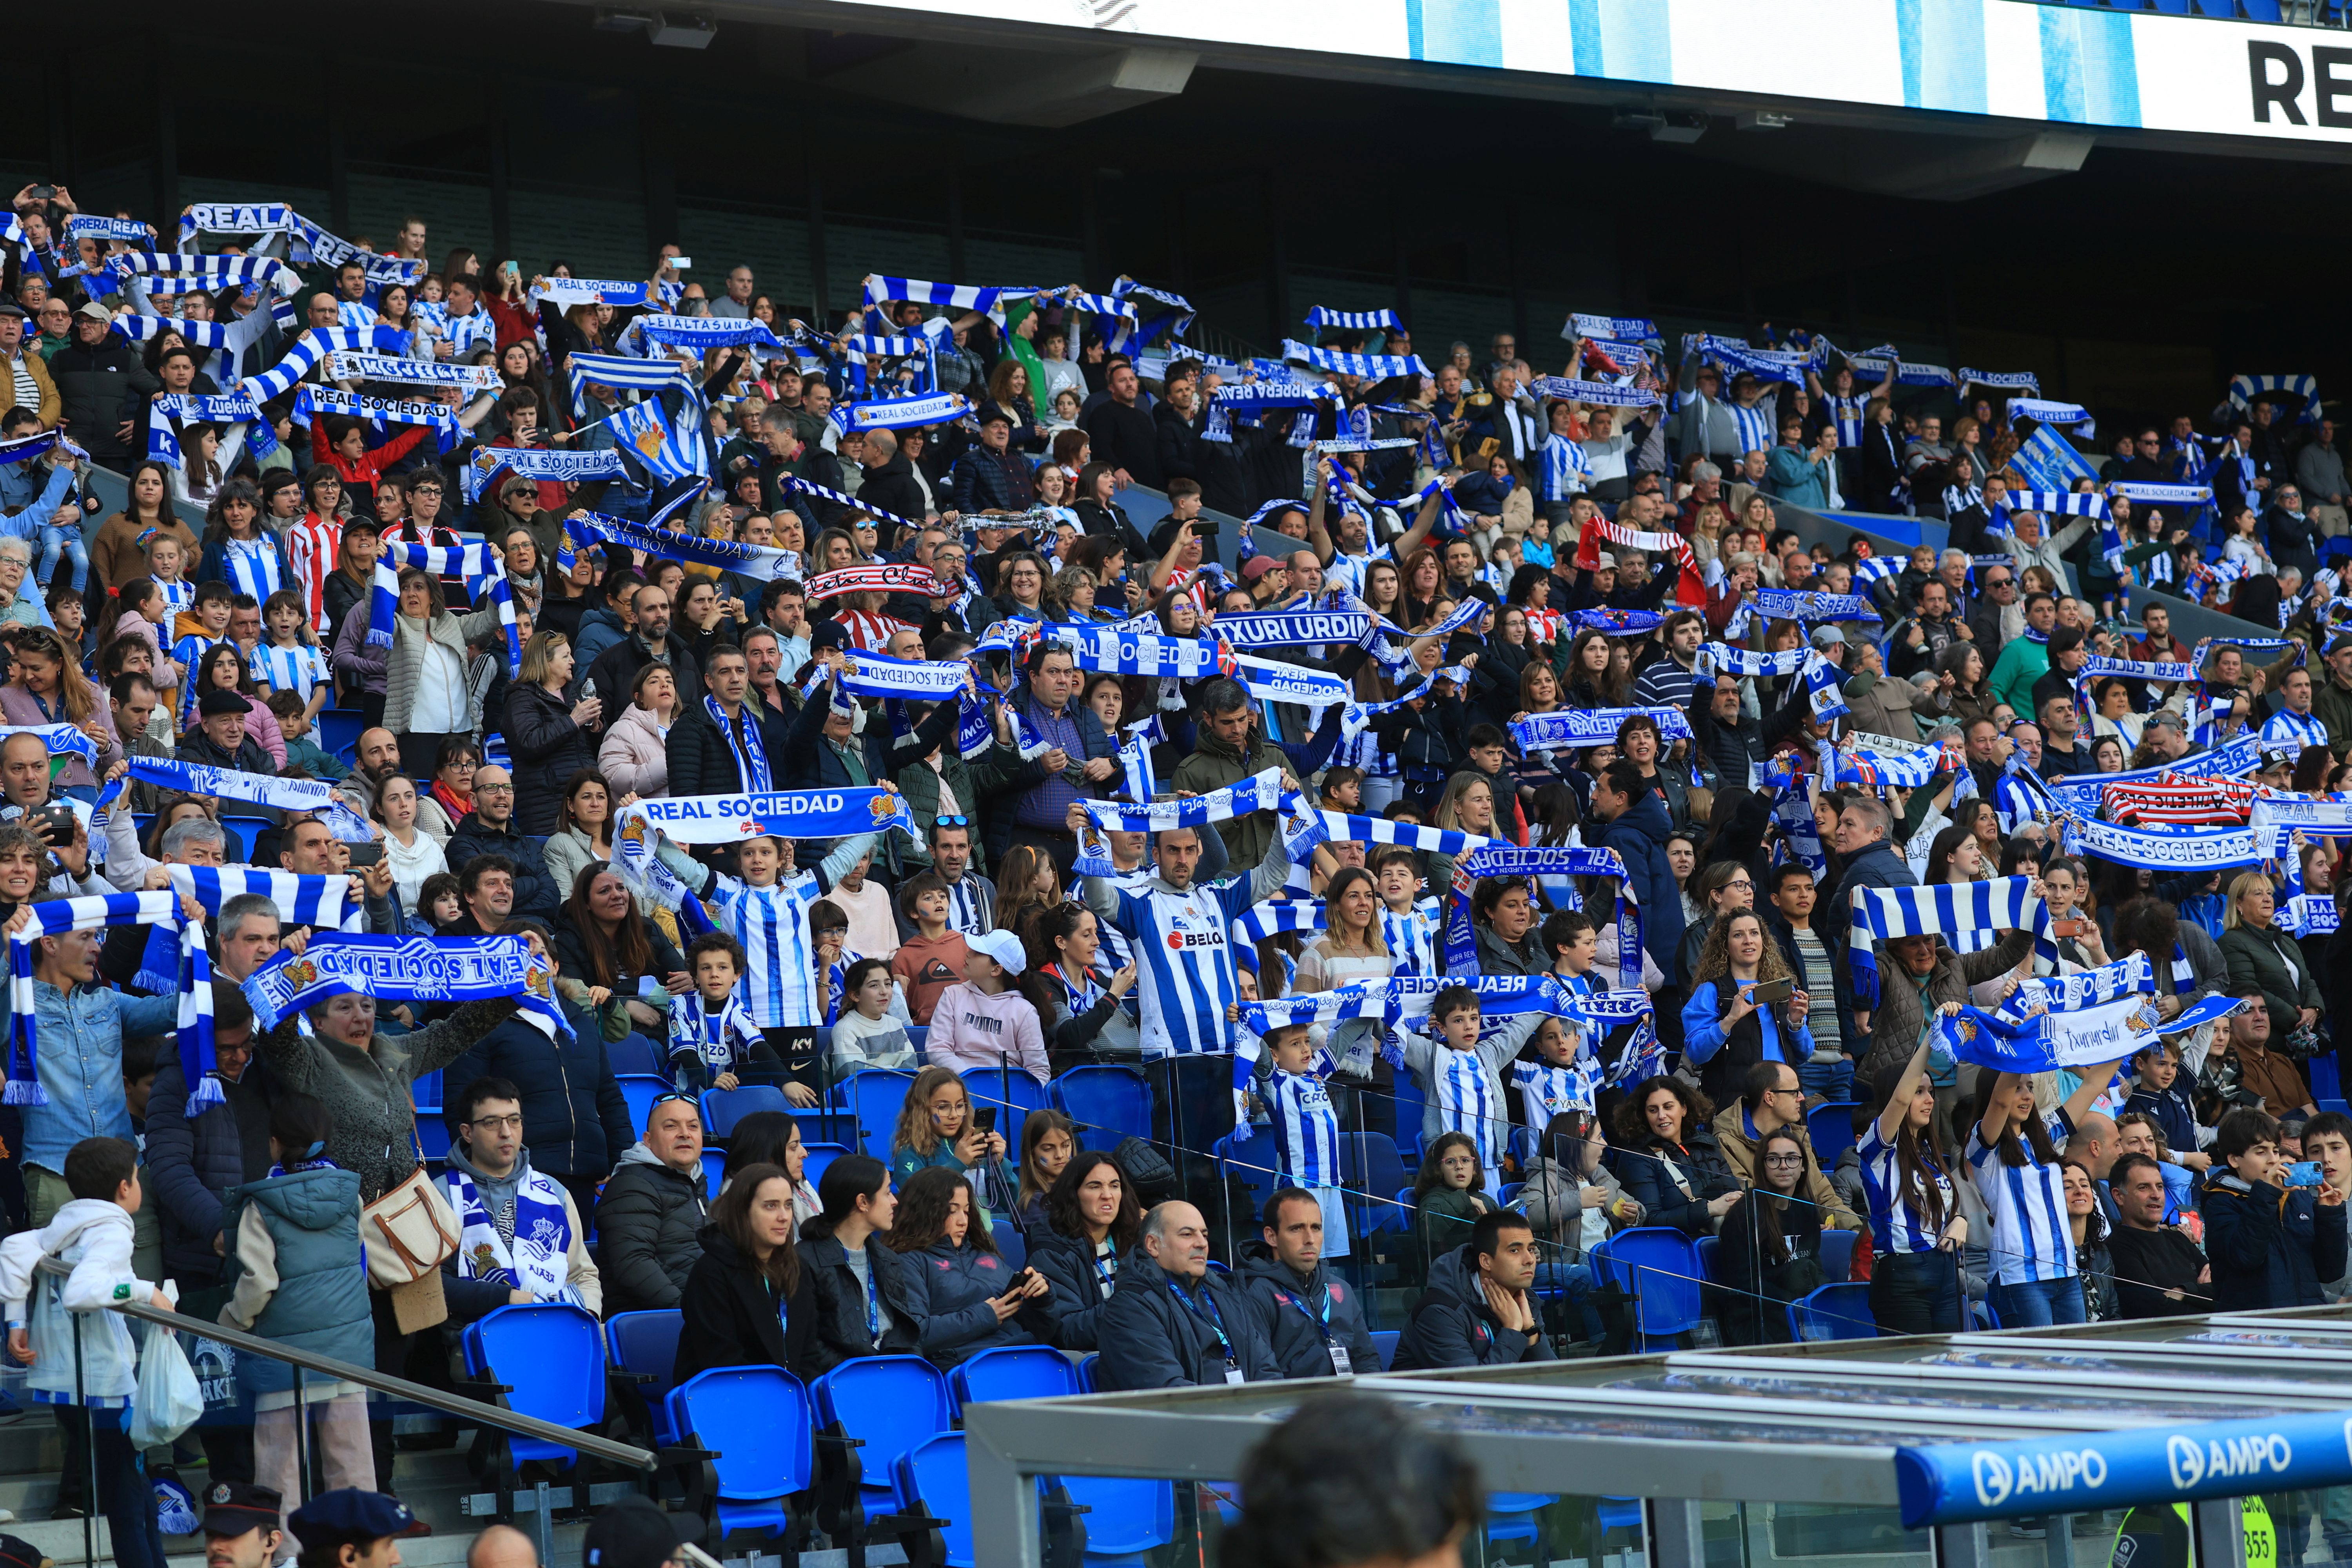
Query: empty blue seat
1820,1229,1857,1282
1056,1472,1174,1563
802,1142,852,1192
1050,1065,1151,1149
1372,1330,1399,1370
413,1070,443,1113
461,1303,605,1464
1806,1103,1865,1165
1695,1235,1721,1283
608,1034,666,1078
1341,1134,1412,1240
220,815,272,863
791,1106,860,1151
704,1147,726,1199
606,1310,685,1445
616,1075,675,1137
1788,1281,1876,1341
847,1069,919,1163
2313,1056,2342,1100
963,1068,1047,1152
416,1114,450,1161
995,1225,1026,1273
1589,1228,1704,1348
811,1356,953,1522
896,1433,974,1568
1076,1353,1098,1393
669,1365,814,1541
703,1085,791,1139
948,1344,1077,1413
316,709,365,759
2239,0,2282,18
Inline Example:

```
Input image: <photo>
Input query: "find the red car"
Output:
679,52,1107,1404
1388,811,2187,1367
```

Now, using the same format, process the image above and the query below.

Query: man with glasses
445,767,559,920
1711,1061,1861,1230
437,1076,602,1327
1968,563,2021,651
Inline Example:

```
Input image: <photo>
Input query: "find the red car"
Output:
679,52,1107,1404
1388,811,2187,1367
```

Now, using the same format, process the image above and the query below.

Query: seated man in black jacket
1240,1188,1381,1379
1097,1200,1280,1389
596,1094,711,1315
180,689,277,772
1391,1208,1556,1370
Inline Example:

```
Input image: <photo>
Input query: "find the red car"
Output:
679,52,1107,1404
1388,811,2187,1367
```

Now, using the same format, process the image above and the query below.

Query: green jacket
2314,672,2352,760
893,749,984,876
1414,1187,1487,1268
1169,728,1289,867
1987,635,2049,717
2219,921,2323,1037
221,1164,373,1396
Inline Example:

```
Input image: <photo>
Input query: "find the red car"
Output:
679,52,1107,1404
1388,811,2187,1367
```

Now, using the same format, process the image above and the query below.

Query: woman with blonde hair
503,628,602,835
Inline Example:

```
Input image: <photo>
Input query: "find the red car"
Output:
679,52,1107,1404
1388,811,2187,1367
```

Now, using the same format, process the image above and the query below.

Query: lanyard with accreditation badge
1165,1276,1244,1384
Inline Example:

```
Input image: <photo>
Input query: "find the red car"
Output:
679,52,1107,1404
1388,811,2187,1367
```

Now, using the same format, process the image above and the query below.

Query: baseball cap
203,1482,284,1539
967,928,1026,975
288,1490,412,1546
1593,552,1617,570
76,301,110,322
1240,556,1279,583
1810,625,1847,648
583,1497,699,1568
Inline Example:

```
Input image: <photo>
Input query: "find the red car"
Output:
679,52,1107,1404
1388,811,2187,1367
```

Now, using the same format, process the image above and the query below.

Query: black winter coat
144,1058,282,1287
1028,1228,1120,1351
445,814,562,919
1094,1253,1280,1390
594,1146,711,1314
674,1225,815,1384
795,1233,924,1376
665,695,792,799
1238,1247,1381,1379
504,682,598,837
442,1006,633,1180
1390,1243,1558,1371
49,337,156,464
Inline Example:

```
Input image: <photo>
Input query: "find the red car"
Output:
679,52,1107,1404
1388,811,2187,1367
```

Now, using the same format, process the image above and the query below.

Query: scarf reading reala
242,935,570,1042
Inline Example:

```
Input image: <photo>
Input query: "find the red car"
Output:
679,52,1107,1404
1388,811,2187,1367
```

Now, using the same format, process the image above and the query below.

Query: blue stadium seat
948,1344,1077,1413
669,1365,813,1542
615,1075,673,1137
413,1070,443,1113
1076,1353,1099,1392
994,1225,1025,1273
1788,1282,1876,1341
1341,1134,1412,1240
791,1107,860,1149
416,1114,450,1162
1371,1330,1399,1370
220,815,272,863
1390,1073,1428,1159
316,709,365,759
811,1356,953,1523
964,1067,1048,1152
1973,1296,2003,1330
1806,1103,1865,1165
607,1034,666,1078
1588,1229,1704,1348
1821,1230,1857,1282
847,1069,919,1162
461,1303,605,1465
703,1148,726,1199
1054,1473,1174,1564
1489,1494,1554,1553
895,1433,975,1568
1051,1066,1151,1149
2239,0,2282,18
2313,1055,2342,1100
132,814,155,845
606,1310,685,1446
1695,1235,1721,1283
802,1142,852,1192
1497,1183,1524,1210
703,1085,791,1139
1214,1135,1280,1228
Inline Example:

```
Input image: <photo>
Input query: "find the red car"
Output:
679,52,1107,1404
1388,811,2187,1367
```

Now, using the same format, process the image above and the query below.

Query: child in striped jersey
1373,847,1439,976
1251,1024,1350,1256
1374,985,1547,1196
695,830,878,1105
667,931,783,1092
253,589,332,727
1509,1014,1598,1138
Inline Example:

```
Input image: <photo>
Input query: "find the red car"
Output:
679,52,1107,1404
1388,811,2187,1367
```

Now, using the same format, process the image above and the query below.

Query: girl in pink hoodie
924,929,1052,1085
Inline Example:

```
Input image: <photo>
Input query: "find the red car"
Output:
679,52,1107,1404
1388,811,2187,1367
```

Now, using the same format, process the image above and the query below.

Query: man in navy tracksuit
1392,1209,1557,1370
1240,1189,1380,1379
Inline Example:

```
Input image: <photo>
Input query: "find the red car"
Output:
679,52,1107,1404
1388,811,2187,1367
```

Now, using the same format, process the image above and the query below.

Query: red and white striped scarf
1572,517,1706,608
805,561,947,602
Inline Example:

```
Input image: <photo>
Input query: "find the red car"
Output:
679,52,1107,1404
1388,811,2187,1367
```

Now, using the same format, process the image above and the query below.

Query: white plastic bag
127,1325,204,1449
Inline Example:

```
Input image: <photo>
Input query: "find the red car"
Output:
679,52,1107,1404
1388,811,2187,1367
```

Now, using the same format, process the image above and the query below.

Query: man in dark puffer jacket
595,1095,711,1314
441,988,632,1220
143,985,281,1291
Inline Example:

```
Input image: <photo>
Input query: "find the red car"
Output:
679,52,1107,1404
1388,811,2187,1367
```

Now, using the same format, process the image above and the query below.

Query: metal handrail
32,1256,657,1470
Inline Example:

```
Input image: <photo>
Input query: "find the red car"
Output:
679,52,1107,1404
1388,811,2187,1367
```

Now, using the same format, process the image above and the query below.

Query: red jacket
483,291,537,352
311,417,430,490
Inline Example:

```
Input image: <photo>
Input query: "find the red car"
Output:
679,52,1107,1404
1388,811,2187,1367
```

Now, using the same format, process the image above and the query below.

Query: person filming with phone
881,1169,1053,1368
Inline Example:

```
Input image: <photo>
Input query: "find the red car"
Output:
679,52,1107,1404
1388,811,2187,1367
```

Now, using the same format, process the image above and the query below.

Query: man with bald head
467,1524,539,1568
1095,1200,1279,1389
334,727,405,817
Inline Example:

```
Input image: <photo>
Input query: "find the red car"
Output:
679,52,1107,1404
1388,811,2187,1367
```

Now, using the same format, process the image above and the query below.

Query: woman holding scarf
505,631,603,837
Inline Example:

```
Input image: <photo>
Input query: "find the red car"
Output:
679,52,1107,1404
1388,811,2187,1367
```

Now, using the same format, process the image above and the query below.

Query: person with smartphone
1680,910,1818,1111
880,1168,1052,1369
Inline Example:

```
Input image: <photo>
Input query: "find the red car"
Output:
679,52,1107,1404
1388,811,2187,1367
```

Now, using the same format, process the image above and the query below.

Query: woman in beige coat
380,566,510,776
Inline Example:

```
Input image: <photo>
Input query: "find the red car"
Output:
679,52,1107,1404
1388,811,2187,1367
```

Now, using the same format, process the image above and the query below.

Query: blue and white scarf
1453,845,1638,990
0,724,95,769
168,866,366,933
464,445,627,504
1568,313,1662,345
445,1162,581,1303
1279,808,1489,863
1230,654,1353,708
2081,653,2198,684
532,277,652,309
9,893,181,1105
1279,340,1429,380
559,509,791,585
324,351,496,393
1051,626,1225,681
564,353,696,420
826,651,968,701
1212,609,1376,652
1846,877,2050,1008
2007,489,2110,519
128,757,373,842
112,253,303,299
625,314,782,355
1341,675,1437,740
2110,481,2213,507
1108,278,1194,349
1078,767,1285,835
368,541,520,676
1303,307,1403,332
1752,588,1884,624
614,789,914,889
843,391,969,431
1236,900,1329,941
1528,377,1664,410
2059,811,2265,874
775,474,922,540
244,934,569,1042
235,325,414,403
705,695,772,793
1698,643,1811,681
1512,708,1693,749
1957,367,2043,397
294,386,463,450
2250,788,2352,837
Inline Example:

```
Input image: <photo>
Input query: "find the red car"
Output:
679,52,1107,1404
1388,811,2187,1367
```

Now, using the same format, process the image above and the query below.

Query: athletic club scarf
1051,626,1226,681
1572,517,1704,607
445,1163,580,1304
2103,780,2251,827
243,934,569,1041
1846,877,2050,1008
368,541,520,677
128,757,373,842
2042,737,2263,814
1231,654,1353,708
1512,708,1693,749
704,695,773,793
9,893,180,1105
804,563,948,603
1077,767,1286,835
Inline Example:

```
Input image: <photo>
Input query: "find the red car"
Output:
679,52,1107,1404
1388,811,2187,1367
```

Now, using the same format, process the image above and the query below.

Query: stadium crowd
0,180,2348,1561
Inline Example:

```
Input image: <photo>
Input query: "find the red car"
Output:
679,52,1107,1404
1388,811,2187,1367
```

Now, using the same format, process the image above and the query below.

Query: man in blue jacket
1240,1189,1381,1379
1095,1201,1280,1389
1392,1209,1556,1370
1590,759,1683,974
